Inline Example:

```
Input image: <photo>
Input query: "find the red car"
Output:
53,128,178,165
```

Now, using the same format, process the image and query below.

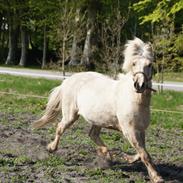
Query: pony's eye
132,62,136,66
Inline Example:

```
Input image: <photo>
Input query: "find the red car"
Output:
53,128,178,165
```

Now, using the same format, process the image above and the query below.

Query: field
0,74,183,183
154,72,183,82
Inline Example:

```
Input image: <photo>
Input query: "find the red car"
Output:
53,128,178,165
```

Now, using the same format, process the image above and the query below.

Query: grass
0,74,182,128
0,74,182,182
0,74,60,96
151,91,183,129
154,72,183,82
152,91,183,111
0,74,60,114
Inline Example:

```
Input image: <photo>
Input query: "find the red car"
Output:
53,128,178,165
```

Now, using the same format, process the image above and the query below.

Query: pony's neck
133,90,151,107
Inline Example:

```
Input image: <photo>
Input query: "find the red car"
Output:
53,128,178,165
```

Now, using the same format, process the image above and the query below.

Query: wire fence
0,91,47,99
0,90,182,115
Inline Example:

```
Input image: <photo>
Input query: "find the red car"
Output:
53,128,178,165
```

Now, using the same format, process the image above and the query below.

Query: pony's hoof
152,175,164,183
47,143,57,153
122,153,140,164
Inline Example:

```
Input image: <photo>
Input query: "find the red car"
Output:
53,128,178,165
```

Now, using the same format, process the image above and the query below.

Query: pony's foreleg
122,130,144,163
125,128,164,183
89,125,111,160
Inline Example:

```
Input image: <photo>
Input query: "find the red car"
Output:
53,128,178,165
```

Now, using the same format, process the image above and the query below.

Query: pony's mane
122,37,154,72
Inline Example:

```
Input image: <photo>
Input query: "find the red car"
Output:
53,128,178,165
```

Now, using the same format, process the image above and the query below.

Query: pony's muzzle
134,81,146,93
133,73,146,93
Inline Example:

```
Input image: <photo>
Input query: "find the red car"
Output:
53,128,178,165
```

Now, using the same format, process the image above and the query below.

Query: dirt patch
0,112,183,182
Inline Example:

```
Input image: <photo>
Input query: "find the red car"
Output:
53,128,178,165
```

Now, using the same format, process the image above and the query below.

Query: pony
32,38,163,183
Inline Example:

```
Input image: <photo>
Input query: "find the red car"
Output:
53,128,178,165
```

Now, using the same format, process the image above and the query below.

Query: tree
69,8,85,66
80,0,101,69
132,0,183,92
0,11,8,62
19,0,30,66
19,26,29,66
5,0,19,65
29,0,53,68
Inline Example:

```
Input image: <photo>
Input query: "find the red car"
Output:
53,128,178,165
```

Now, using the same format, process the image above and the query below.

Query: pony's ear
145,42,154,61
146,42,153,51
133,42,140,52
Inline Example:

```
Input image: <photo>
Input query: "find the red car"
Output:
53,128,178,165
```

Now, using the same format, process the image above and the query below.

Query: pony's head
122,37,154,93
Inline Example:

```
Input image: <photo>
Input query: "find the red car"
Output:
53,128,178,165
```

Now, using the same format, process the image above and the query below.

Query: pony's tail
32,85,62,129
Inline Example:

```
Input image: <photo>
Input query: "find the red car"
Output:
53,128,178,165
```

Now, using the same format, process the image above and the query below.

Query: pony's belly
79,109,119,129
77,81,118,129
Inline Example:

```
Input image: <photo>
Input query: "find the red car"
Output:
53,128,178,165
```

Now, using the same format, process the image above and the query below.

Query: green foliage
169,0,183,15
175,33,183,53
0,0,183,71
133,0,183,24
153,31,183,72
132,0,183,71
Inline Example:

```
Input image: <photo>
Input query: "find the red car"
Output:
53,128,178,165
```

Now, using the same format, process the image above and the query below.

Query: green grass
0,74,61,114
0,74,182,128
0,74,60,96
154,72,183,82
152,91,183,111
151,91,183,129
0,74,182,182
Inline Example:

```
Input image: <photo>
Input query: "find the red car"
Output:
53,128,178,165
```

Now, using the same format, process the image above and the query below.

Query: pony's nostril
141,82,145,89
134,81,146,92
134,81,140,90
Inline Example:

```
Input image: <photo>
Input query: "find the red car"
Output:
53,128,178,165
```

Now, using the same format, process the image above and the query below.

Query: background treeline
0,0,183,72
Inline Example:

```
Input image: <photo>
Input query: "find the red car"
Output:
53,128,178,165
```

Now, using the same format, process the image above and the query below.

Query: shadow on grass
111,161,183,183
158,163,183,182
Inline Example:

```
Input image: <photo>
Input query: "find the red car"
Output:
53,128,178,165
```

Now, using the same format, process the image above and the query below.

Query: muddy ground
0,112,183,183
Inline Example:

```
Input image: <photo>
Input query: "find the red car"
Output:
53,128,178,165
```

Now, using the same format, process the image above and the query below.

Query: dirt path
0,66,183,91
0,112,183,182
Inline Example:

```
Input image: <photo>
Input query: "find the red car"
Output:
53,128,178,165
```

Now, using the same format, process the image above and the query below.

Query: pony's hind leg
125,128,163,183
89,125,111,160
47,113,78,152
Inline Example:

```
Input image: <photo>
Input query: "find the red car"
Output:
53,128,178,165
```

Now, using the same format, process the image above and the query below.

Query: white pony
32,38,163,183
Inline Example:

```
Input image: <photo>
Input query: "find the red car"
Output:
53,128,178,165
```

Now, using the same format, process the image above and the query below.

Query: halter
133,72,156,93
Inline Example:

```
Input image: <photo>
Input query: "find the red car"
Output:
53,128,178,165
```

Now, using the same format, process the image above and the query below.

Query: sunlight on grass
0,74,182,129
152,91,183,111
0,74,60,96
154,72,183,82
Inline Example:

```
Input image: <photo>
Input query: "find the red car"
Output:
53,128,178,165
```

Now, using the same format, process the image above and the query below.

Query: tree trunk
0,15,2,47
5,15,18,65
42,25,47,69
69,34,80,65
0,16,6,61
6,24,17,65
81,28,92,67
69,8,80,66
19,27,28,66
81,0,98,70
62,37,66,76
